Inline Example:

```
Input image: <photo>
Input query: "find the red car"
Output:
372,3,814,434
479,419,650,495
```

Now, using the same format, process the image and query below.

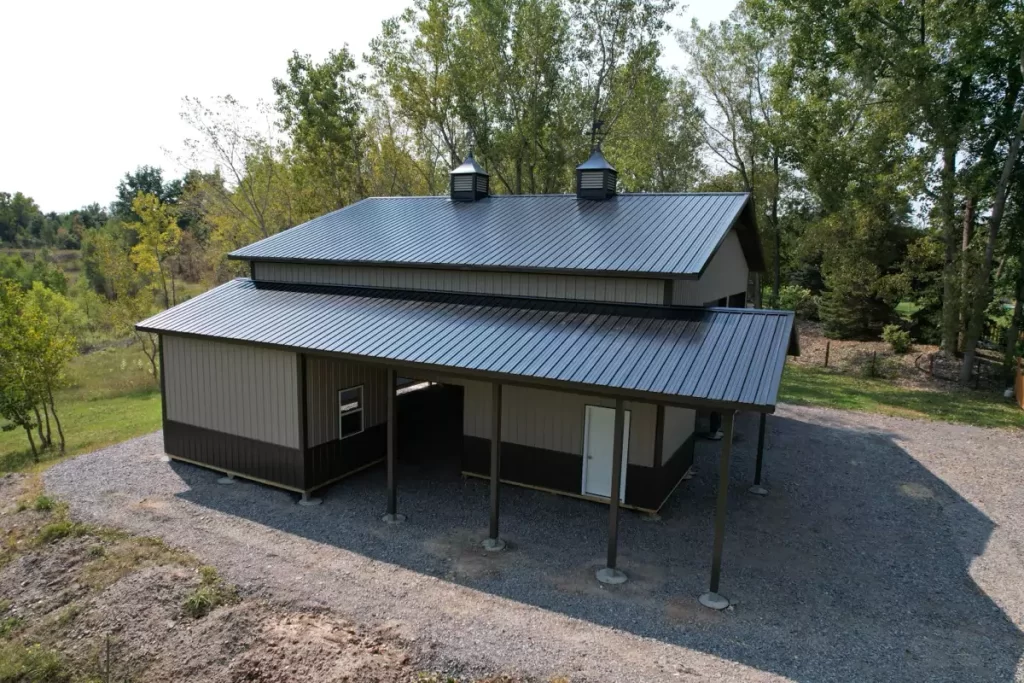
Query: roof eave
136,321,779,414
229,254,704,280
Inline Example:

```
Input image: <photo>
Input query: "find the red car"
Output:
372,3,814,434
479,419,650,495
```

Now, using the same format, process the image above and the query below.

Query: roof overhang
697,195,766,276
138,280,798,413
226,193,756,279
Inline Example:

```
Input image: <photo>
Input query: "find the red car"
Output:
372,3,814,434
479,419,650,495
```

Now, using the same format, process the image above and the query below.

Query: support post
596,398,627,585
382,367,405,523
700,410,734,609
749,413,768,496
483,383,505,551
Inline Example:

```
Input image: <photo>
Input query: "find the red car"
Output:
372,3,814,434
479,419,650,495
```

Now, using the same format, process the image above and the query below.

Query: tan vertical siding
662,406,695,462
163,335,299,448
305,356,388,447
672,229,750,306
253,262,665,305
410,375,656,466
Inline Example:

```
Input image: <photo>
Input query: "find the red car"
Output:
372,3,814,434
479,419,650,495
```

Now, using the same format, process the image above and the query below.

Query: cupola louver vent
575,147,617,200
450,153,489,202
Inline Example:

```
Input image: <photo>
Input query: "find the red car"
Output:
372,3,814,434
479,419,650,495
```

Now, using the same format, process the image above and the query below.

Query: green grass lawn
895,301,922,319
0,345,163,474
780,362,1023,429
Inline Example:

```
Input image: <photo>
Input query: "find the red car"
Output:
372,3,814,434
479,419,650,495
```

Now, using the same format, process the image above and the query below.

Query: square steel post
483,383,505,551
596,398,627,584
700,410,734,609
382,367,405,523
750,413,769,496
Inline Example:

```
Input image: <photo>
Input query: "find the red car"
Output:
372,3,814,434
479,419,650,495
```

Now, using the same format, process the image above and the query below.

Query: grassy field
780,362,1023,429
0,344,162,474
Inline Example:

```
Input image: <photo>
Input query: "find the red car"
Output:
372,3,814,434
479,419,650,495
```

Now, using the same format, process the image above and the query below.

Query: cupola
575,147,617,200
450,152,489,202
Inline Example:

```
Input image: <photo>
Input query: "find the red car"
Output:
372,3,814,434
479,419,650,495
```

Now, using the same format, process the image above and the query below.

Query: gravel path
46,405,1024,682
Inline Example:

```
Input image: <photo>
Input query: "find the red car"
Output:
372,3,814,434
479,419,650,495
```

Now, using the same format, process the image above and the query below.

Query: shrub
31,495,54,512
183,585,219,619
0,616,23,639
182,566,237,619
762,284,818,319
36,521,85,544
882,324,913,354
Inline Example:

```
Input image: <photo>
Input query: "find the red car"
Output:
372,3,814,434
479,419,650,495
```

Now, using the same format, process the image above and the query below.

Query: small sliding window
338,386,364,439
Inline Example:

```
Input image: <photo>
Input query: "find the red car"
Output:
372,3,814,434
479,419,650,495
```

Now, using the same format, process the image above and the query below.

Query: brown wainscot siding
161,335,306,490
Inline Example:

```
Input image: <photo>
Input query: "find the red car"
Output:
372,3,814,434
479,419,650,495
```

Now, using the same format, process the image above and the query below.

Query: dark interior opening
396,382,465,471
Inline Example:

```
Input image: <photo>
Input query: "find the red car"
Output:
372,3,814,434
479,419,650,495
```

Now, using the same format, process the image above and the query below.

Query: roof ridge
362,191,750,200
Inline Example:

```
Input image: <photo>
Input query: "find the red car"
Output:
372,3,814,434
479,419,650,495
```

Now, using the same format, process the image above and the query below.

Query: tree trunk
24,425,38,463
939,144,960,355
771,154,781,308
959,196,975,351
47,385,66,453
960,54,1024,383
32,404,47,448
41,401,52,448
137,332,160,385
1004,269,1024,376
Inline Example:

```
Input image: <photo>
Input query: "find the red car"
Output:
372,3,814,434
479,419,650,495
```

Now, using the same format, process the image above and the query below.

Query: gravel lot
46,405,1024,682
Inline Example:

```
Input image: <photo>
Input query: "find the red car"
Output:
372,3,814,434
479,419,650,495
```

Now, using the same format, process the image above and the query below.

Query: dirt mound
0,474,436,683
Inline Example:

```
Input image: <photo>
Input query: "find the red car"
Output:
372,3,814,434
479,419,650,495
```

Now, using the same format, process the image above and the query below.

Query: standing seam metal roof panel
228,193,757,277
138,279,796,411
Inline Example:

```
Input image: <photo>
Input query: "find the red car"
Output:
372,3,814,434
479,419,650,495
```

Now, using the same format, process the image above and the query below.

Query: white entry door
582,405,630,500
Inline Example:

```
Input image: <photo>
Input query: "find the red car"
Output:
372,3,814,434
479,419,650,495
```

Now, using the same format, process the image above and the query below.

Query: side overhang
138,279,798,414
697,195,766,276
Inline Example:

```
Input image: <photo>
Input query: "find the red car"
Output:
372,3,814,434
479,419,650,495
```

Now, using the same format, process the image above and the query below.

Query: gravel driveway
46,405,1024,682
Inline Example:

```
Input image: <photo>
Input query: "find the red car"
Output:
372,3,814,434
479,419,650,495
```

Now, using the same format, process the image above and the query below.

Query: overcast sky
0,0,736,212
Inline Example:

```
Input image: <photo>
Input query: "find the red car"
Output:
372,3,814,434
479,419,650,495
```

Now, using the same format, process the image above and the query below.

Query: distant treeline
2,0,1023,378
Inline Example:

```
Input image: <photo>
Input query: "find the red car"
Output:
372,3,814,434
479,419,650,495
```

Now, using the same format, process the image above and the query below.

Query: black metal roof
139,279,796,411
576,147,617,171
229,192,765,277
451,153,488,176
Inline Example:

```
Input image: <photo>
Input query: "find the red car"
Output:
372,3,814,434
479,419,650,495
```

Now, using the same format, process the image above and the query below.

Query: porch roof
138,279,797,412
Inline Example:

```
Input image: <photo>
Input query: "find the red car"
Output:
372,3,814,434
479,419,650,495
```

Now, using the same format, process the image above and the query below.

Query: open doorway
396,380,464,469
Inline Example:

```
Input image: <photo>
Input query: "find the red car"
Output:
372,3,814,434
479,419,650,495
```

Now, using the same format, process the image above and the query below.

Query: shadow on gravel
171,410,1023,682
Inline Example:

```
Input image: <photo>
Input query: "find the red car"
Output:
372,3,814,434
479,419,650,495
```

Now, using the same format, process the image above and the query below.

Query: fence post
824,341,830,368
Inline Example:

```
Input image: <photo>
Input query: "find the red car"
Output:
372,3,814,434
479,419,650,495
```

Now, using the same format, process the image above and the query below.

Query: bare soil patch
0,473,523,682
792,320,1006,391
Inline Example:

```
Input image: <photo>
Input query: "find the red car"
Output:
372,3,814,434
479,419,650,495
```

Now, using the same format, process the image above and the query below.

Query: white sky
0,0,735,213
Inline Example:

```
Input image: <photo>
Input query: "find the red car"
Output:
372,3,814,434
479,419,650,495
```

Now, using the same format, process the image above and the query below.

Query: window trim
338,385,364,440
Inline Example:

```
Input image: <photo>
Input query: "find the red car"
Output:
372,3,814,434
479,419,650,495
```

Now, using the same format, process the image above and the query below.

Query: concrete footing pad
217,475,236,485
381,513,407,524
481,537,506,552
298,494,322,506
596,567,628,585
699,592,729,610
748,485,769,496
159,454,171,463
